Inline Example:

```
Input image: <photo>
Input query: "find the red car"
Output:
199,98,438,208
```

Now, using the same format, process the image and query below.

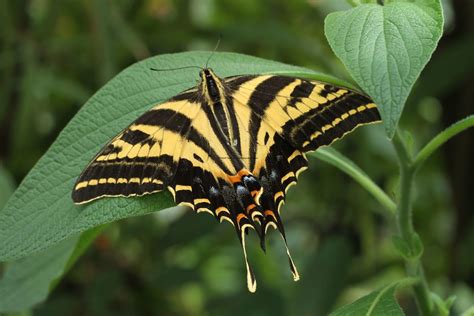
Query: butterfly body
73,67,380,292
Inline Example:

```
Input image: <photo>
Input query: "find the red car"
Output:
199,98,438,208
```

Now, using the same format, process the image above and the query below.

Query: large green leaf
325,0,443,137
0,235,79,312
0,164,15,210
0,225,105,313
0,52,357,262
331,282,405,316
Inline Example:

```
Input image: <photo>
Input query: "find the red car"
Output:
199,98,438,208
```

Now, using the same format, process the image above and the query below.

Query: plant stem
311,148,396,216
346,0,360,7
392,130,433,316
346,0,379,6
414,115,474,171
393,131,414,240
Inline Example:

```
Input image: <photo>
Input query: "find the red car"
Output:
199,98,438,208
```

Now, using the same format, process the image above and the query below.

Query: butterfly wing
227,73,380,228
228,74,379,187
72,86,244,223
73,70,381,293
72,89,204,204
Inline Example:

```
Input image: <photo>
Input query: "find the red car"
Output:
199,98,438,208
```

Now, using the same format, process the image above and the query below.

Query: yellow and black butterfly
72,66,380,292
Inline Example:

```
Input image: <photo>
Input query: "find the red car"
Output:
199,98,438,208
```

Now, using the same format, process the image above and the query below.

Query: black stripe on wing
246,76,297,171
72,96,215,204
231,75,381,153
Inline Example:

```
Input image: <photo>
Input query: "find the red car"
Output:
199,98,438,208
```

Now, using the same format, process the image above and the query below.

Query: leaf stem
392,130,433,316
311,148,396,215
346,0,360,7
413,115,474,171
346,0,379,6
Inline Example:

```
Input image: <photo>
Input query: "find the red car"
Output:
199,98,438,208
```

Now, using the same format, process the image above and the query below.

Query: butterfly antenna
205,35,221,69
150,65,202,72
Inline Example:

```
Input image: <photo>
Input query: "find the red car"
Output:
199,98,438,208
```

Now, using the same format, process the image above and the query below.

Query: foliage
330,280,411,316
1,0,473,315
325,0,443,137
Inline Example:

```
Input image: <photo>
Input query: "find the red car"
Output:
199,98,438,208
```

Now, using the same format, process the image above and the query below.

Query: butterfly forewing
72,95,200,203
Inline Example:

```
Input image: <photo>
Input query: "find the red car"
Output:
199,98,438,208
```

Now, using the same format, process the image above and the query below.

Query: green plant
0,0,472,315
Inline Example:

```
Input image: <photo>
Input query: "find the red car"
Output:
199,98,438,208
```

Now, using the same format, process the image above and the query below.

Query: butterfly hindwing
226,75,378,219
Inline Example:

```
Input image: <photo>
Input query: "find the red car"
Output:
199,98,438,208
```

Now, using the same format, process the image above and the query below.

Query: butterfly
72,66,380,292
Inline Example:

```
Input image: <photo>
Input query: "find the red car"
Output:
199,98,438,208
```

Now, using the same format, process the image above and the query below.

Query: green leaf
331,281,405,316
325,0,444,138
431,293,456,316
0,164,15,210
392,235,412,259
291,236,353,316
51,225,107,289
410,232,424,259
310,147,396,215
392,232,423,260
0,225,106,313
0,52,348,262
0,235,79,312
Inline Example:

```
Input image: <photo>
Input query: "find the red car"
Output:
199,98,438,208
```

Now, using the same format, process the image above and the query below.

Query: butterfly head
199,68,216,81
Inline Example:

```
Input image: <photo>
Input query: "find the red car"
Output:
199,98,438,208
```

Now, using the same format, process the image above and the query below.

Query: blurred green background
1,0,473,315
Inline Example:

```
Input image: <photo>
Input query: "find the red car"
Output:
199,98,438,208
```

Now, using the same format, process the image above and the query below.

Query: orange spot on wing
264,210,277,220
237,213,248,226
228,169,251,184
216,207,229,216
246,204,257,213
